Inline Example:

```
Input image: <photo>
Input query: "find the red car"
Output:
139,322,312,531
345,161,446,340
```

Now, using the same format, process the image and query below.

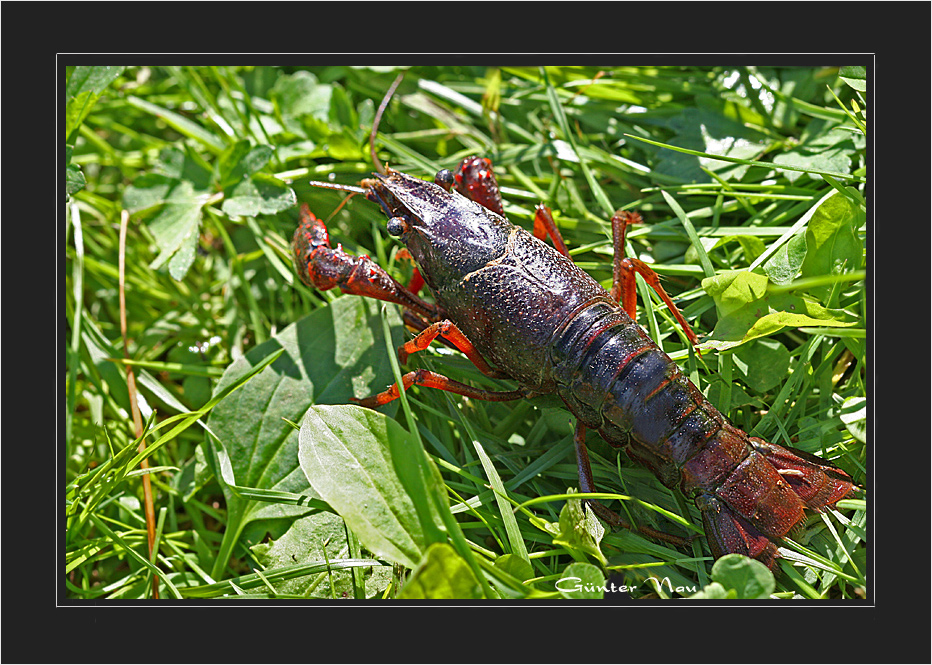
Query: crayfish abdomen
547,298,856,566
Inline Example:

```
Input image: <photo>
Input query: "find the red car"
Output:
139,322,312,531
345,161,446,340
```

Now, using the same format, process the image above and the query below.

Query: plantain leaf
397,543,483,599
298,405,432,570
205,297,402,578
556,562,606,600
763,231,808,285
800,189,863,302
250,510,392,599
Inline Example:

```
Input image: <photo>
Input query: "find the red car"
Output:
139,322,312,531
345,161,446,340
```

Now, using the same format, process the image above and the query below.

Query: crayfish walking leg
574,423,692,548
610,210,700,349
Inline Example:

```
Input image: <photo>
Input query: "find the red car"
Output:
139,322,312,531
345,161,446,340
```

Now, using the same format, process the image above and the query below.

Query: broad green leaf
205,297,402,578
702,270,855,351
221,173,296,217
123,152,210,280
66,162,86,197
65,66,126,143
328,84,358,135
398,543,483,599
494,553,535,583
702,270,769,317
839,396,866,443
703,297,855,352
800,190,863,301
216,142,274,189
734,235,765,265
215,140,253,189
298,405,430,570
154,145,214,191
651,107,771,182
272,70,332,123
123,172,175,213
65,65,126,99
165,228,199,280
250,510,391,599
763,231,808,285
772,129,859,183
142,179,207,278
710,554,774,599
123,147,223,279
838,66,867,92
733,338,790,394
556,562,606,599
236,144,275,177
214,142,296,217
551,491,607,566
326,131,365,161
145,182,204,245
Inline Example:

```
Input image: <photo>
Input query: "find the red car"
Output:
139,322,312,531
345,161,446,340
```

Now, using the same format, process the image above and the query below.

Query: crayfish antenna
370,73,404,176
306,181,367,221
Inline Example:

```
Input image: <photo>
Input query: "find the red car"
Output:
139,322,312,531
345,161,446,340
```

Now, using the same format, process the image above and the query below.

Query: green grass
65,64,867,600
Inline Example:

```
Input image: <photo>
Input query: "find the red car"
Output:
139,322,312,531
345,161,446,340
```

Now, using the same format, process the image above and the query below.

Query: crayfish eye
434,169,455,191
386,216,409,237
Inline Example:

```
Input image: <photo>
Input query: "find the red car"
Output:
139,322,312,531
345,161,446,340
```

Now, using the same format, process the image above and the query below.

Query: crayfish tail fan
749,438,858,510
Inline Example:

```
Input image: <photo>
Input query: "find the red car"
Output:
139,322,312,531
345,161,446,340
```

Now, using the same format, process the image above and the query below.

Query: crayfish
291,81,858,570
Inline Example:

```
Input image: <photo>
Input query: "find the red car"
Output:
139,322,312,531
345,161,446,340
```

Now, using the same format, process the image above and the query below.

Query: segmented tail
696,438,857,569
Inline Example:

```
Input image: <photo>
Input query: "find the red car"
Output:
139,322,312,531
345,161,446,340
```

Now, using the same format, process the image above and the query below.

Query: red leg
609,210,700,349
574,423,622,520
574,423,691,547
574,422,636,528
357,312,518,407
401,309,430,334
609,211,640,306
399,320,508,378
532,205,570,257
292,204,438,321
353,368,525,408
